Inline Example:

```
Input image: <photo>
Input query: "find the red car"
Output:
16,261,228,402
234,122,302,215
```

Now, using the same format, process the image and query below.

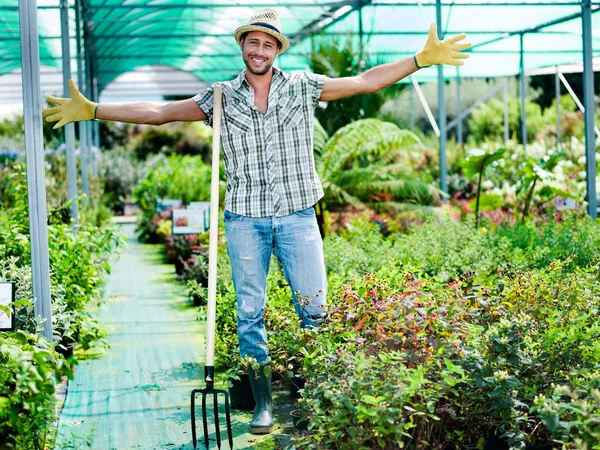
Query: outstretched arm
43,79,206,129
96,98,206,126
319,23,470,102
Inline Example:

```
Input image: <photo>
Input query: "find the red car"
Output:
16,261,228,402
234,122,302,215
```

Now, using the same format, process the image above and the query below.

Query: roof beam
3,47,598,63
471,4,600,51
1,1,599,10
20,28,600,40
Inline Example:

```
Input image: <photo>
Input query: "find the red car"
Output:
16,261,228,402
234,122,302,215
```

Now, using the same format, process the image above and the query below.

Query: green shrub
130,122,211,160
468,98,546,144
98,147,147,211
0,331,72,450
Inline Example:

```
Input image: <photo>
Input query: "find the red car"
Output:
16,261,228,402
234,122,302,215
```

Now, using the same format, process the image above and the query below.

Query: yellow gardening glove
415,23,471,68
43,79,98,129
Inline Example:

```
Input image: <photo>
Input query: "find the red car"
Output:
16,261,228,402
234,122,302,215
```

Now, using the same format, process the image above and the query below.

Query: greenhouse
1,0,599,449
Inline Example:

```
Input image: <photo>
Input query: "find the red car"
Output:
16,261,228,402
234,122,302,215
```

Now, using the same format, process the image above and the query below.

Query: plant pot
174,257,185,275
228,373,255,411
56,343,74,359
192,293,205,307
291,410,309,433
289,376,306,399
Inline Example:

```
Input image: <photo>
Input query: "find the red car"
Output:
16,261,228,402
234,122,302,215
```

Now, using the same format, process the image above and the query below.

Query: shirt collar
231,66,287,96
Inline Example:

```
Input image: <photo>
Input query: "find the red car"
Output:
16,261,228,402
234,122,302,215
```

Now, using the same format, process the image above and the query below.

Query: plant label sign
155,197,183,212
555,196,577,211
172,207,209,235
0,282,15,332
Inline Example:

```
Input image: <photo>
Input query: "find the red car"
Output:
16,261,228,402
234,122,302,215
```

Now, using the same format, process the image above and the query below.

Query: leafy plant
461,147,504,227
0,331,72,450
309,36,392,135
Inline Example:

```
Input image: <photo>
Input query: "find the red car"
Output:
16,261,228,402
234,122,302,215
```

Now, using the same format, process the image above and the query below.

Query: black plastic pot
56,343,74,359
291,410,309,432
191,293,205,307
289,376,306,399
484,437,558,450
228,373,255,411
174,258,185,276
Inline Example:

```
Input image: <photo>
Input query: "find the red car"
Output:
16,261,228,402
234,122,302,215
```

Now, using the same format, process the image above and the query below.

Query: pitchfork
190,85,234,449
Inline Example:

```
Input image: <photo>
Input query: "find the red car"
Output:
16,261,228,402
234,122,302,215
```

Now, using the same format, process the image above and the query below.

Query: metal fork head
191,367,234,449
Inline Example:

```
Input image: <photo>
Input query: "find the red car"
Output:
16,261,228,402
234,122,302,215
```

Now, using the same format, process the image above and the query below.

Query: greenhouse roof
1,0,599,99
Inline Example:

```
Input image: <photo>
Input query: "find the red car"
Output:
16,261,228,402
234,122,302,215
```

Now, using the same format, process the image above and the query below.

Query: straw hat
234,9,289,53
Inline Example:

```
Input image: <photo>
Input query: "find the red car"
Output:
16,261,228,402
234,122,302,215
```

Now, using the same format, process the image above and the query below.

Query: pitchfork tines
191,365,233,449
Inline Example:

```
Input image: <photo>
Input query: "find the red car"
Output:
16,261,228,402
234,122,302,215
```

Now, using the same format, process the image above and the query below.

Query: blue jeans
224,206,327,364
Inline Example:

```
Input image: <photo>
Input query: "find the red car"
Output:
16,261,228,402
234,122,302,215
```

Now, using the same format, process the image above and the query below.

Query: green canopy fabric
1,0,599,96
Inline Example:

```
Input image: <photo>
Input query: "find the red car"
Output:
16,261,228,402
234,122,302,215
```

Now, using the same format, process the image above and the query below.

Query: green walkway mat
56,224,289,450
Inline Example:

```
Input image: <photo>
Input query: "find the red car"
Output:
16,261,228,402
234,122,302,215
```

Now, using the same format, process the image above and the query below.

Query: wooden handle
205,85,223,368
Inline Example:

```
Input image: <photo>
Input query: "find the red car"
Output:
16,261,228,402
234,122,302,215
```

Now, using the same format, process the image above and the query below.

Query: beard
243,53,273,76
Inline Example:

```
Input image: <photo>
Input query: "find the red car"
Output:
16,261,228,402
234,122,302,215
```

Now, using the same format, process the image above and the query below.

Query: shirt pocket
223,99,253,135
276,94,305,129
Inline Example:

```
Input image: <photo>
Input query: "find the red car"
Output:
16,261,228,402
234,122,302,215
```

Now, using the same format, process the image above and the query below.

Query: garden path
55,224,287,450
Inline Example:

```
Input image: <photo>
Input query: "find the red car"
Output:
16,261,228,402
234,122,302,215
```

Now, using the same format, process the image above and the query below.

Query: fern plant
314,118,439,233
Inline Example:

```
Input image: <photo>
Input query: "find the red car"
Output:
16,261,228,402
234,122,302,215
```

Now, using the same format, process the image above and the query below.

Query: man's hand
43,79,98,129
415,23,471,68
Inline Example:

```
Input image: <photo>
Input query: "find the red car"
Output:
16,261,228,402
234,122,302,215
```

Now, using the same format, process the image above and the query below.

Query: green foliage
310,36,391,135
291,259,600,449
133,154,225,242
532,377,600,446
98,147,147,211
0,331,72,450
461,147,504,226
130,122,212,161
468,98,545,144
295,352,470,449
318,119,438,212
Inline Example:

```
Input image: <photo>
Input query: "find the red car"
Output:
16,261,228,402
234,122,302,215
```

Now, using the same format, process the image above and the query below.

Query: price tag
155,198,183,212
555,196,577,211
172,207,210,235
0,282,15,332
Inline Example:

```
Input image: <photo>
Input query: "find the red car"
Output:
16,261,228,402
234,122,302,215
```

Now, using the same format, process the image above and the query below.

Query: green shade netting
1,0,599,93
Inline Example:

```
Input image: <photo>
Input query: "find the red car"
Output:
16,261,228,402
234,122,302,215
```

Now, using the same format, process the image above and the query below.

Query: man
44,8,470,435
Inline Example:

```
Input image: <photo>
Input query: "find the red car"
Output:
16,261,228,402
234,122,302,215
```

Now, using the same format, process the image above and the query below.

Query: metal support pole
357,0,364,64
456,66,462,145
559,73,600,138
447,83,504,130
83,3,99,176
60,0,79,225
582,0,597,219
75,0,89,195
436,0,447,194
503,78,509,143
555,66,561,145
520,32,527,147
19,0,53,341
409,83,415,131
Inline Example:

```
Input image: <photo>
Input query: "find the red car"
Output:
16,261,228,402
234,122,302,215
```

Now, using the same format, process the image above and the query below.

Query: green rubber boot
248,364,274,434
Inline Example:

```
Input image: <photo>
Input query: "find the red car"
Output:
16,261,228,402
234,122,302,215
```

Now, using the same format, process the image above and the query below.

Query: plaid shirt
193,67,325,218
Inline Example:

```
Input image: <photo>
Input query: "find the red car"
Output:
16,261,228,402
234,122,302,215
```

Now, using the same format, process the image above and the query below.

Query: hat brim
234,25,290,53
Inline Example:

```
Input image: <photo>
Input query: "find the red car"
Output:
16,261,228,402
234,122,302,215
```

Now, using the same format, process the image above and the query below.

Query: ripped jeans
224,206,328,364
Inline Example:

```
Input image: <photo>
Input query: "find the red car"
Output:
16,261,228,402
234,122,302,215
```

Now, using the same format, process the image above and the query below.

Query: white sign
555,196,578,211
0,282,15,331
156,198,183,212
172,208,209,234
188,201,210,210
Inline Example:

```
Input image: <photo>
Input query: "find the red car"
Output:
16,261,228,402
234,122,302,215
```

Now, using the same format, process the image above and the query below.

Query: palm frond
313,117,329,160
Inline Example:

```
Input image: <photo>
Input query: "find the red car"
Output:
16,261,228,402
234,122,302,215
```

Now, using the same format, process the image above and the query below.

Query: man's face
241,31,280,76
